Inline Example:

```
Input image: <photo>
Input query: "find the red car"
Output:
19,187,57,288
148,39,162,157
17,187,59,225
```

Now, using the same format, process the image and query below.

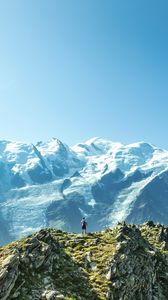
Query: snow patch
78,208,89,217
108,176,155,227
88,199,96,208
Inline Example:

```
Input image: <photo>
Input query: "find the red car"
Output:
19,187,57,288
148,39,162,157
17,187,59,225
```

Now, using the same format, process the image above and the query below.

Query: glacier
0,137,168,245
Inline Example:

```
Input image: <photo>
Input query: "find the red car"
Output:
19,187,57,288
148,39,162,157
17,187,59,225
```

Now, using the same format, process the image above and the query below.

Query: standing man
81,217,88,235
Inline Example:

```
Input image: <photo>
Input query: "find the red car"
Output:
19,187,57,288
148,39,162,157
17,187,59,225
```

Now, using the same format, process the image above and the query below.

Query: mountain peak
1,136,168,247
72,137,122,156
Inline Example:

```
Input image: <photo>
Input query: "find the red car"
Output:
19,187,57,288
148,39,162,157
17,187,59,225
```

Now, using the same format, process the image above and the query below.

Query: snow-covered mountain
0,137,168,245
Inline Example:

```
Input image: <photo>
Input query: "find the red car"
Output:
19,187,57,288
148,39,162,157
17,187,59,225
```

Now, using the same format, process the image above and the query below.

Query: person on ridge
81,217,88,235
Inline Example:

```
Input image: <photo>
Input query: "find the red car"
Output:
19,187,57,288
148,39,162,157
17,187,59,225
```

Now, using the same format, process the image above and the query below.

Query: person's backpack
82,220,87,227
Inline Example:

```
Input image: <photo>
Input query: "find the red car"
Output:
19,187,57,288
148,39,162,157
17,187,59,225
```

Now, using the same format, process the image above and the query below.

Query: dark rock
146,221,155,227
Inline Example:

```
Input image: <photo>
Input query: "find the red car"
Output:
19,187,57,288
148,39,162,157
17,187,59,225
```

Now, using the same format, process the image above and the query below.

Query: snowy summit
0,137,168,245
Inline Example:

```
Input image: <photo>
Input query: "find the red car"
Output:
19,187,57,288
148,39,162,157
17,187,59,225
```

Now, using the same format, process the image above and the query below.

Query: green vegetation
1,222,168,299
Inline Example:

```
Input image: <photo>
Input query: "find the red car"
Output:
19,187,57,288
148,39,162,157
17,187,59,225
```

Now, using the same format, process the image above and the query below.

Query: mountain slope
1,222,168,300
0,137,168,245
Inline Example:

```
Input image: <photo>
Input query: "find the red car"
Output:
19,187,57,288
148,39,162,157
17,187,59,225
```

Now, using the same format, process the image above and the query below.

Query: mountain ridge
1,222,168,300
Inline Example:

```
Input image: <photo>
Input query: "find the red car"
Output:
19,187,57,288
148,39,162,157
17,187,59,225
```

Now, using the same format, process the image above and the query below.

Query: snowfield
0,137,168,244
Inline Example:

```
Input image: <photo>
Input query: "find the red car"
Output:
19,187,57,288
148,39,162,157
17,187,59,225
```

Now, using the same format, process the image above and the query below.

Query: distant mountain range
0,137,168,245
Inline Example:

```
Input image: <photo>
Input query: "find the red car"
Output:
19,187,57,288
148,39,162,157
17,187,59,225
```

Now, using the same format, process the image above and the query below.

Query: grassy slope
1,223,168,299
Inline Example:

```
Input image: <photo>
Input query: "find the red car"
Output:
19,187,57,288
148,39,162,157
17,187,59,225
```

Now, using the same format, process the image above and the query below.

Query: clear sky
0,0,168,148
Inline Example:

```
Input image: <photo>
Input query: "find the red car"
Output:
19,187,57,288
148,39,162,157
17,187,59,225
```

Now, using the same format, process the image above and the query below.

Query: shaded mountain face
1,223,168,300
0,137,168,245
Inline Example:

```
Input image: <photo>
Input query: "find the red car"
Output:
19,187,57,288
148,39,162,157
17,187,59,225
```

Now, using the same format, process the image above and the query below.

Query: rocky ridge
1,222,168,299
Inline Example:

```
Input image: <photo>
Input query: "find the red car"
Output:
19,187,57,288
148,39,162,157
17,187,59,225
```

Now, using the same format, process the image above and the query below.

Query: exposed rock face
1,223,168,299
0,253,19,300
107,224,167,299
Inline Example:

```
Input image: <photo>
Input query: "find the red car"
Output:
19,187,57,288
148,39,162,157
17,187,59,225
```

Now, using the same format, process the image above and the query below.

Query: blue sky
0,0,168,148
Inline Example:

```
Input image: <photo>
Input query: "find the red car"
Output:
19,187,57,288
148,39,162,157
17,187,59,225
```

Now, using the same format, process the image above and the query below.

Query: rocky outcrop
0,230,64,300
0,253,19,300
106,224,168,299
1,223,168,299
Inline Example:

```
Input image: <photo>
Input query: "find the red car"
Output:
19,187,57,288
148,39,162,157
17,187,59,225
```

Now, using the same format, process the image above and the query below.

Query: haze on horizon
0,0,168,149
